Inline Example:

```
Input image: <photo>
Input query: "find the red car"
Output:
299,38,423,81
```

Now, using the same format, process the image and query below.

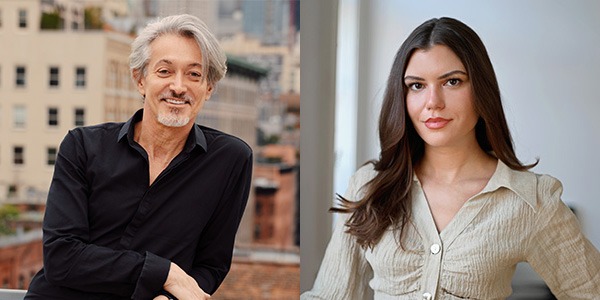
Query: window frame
47,147,57,166
74,108,85,126
75,66,86,88
13,105,26,129
13,146,24,165
15,65,26,87
18,9,27,29
48,107,59,127
49,66,60,88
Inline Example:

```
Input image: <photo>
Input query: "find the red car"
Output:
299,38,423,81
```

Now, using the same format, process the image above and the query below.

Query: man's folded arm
42,131,169,299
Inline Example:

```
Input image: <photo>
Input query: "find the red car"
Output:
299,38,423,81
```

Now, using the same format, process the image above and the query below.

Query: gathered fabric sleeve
301,168,374,300
525,175,600,299
188,146,253,294
42,130,169,299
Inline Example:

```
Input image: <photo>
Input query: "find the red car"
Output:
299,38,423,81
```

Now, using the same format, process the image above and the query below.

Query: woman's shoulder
352,163,378,183
515,169,564,212
533,172,564,208
496,160,564,211
341,163,378,201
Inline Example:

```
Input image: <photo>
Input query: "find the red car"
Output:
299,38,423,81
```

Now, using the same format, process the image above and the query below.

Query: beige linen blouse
302,160,600,300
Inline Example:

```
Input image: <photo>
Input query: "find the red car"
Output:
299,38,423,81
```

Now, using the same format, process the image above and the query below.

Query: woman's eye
446,78,461,86
190,72,202,78
157,69,170,76
408,82,423,91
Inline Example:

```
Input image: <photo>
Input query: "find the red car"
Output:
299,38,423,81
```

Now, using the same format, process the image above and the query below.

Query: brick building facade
213,251,300,299
0,230,43,289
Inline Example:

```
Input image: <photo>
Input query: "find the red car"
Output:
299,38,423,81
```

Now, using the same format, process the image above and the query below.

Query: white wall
299,0,338,293
302,0,600,292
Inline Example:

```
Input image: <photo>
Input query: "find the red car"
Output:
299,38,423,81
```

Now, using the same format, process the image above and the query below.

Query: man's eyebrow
154,60,203,68
156,59,173,65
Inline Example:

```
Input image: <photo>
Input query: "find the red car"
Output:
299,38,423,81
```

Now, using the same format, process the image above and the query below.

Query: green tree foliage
0,204,20,235
84,7,104,30
40,10,63,30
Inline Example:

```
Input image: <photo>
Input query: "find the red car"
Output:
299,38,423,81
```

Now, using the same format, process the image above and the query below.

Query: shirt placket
412,181,444,300
421,236,443,300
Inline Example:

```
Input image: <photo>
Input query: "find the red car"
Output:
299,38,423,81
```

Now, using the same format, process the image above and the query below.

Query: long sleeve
188,146,253,294
525,175,600,299
42,131,169,299
301,168,374,300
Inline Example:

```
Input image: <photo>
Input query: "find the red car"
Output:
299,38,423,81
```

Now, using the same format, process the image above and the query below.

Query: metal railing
0,289,26,300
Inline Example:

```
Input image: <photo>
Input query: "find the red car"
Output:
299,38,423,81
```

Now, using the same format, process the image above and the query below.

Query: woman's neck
417,144,497,185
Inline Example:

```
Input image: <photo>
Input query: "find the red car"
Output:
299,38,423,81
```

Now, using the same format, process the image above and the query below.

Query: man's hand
153,296,169,300
164,262,211,299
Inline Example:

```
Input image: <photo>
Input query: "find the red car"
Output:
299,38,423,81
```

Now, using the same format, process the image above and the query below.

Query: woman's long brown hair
331,17,537,249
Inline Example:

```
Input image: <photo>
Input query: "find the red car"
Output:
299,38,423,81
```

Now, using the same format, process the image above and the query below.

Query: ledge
0,289,26,300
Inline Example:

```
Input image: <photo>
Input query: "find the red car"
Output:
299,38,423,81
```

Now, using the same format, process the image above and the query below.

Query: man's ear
205,84,214,100
133,70,145,95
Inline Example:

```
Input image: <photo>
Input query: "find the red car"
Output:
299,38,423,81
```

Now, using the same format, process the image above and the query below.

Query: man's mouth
163,98,188,105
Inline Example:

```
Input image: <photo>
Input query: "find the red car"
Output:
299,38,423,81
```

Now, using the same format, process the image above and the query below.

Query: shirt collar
412,159,537,210
118,109,208,153
483,159,537,210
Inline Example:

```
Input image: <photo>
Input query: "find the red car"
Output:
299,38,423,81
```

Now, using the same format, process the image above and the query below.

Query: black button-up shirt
25,110,253,299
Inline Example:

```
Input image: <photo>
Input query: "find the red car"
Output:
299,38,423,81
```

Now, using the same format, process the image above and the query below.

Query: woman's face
404,44,479,149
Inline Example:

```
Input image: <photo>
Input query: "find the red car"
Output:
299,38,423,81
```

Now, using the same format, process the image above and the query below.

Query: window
13,146,24,165
15,66,26,87
74,108,85,126
75,67,86,87
49,66,59,87
47,147,57,165
72,8,80,30
18,9,27,28
48,107,59,126
13,105,26,128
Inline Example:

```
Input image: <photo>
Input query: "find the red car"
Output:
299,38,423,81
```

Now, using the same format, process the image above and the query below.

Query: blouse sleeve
525,175,600,299
301,168,374,300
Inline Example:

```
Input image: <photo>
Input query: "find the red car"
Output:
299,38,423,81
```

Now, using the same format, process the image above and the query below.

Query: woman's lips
424,117,451,129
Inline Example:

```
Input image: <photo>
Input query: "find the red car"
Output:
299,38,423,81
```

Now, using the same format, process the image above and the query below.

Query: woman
302,17,600,299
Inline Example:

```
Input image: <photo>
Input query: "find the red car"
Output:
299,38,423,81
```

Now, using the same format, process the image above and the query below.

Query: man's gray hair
129,14,227,86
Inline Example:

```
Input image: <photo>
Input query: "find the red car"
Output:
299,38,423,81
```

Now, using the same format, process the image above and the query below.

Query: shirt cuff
132,251,170,300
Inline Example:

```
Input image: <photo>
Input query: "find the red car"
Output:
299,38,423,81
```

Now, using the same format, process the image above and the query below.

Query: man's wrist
161,290,177,300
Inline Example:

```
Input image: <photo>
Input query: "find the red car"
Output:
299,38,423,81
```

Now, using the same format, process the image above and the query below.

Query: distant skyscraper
130,0,218,34
242,0,289,46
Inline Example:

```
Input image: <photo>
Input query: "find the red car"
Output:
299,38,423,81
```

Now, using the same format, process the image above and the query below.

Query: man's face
136,33,213,128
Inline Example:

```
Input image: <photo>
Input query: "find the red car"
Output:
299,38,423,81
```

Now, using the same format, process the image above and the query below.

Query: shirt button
423,292,432,300
430,243,441,254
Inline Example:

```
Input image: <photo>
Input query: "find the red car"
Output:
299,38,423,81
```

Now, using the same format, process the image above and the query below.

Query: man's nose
170,72,187,94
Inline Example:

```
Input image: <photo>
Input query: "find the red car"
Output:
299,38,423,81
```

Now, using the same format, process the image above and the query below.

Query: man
25,14,252,300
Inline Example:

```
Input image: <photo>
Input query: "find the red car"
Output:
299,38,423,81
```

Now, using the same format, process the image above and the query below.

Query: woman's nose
425,87,444,110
